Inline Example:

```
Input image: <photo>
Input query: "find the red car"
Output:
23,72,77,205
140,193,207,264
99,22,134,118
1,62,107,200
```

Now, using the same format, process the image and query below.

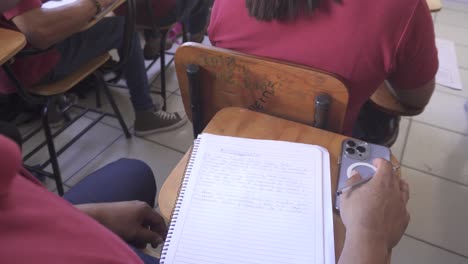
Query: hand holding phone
335,138,391,209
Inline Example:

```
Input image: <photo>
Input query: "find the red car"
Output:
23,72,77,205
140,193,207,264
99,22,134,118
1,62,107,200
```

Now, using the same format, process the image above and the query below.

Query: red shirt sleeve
2,0,42,20
388,0,438,89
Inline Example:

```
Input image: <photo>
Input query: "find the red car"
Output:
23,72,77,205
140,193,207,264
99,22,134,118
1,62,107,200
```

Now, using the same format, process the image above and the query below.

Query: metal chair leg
160,29,168,111
96,73,131,138
95,83,102,108
182,22,188,43
42,98,65,196
186,64,202,138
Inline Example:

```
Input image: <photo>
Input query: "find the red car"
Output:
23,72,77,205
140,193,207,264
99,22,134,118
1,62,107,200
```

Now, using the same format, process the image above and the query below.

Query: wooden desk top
83,0,126,30
0,28,26,65
158,107,399,261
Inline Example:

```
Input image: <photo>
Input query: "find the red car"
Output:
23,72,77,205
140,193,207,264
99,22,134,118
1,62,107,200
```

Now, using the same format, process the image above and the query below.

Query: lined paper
162,134,335,264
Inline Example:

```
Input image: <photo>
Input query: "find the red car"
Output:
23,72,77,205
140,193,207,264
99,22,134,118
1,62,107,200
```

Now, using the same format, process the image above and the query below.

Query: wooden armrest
370,83,424,116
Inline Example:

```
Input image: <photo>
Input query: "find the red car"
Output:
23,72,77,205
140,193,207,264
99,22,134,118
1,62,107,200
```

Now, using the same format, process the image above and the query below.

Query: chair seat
30,53,110,96
370,83,423,116
0,29,26,65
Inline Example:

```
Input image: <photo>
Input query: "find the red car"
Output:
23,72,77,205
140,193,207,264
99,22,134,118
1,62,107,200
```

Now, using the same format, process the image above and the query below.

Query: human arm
388,78,435,110
387,0,438,111
338,159,410,264
75,201,168,248
10,0,115,50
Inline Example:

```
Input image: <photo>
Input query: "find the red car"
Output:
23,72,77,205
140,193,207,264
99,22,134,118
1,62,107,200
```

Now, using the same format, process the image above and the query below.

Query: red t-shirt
208,0,438,135
0,0,60,94
0,135,143,264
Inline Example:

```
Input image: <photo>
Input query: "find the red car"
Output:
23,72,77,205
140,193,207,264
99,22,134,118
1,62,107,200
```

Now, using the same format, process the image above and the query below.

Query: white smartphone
335,138,391,210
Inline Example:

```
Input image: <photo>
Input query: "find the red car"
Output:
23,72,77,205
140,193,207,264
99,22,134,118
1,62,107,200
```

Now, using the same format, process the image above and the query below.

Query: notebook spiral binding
160,138,201,263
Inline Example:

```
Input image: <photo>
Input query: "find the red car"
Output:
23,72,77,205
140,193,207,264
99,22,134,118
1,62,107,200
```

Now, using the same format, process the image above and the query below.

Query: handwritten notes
161,134,335,264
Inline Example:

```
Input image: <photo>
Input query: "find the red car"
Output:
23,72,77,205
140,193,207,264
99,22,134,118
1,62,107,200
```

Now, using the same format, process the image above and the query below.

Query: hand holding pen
339,158,410,251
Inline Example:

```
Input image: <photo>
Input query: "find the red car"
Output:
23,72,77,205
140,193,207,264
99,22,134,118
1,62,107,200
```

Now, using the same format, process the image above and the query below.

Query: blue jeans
64,158,160,264
45,17,158,112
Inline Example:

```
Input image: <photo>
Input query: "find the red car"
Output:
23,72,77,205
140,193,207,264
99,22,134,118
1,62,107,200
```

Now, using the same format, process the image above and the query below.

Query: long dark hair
245,0,325,21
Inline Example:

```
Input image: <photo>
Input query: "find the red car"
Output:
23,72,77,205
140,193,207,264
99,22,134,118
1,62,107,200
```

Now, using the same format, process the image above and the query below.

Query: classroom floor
18,0,468,262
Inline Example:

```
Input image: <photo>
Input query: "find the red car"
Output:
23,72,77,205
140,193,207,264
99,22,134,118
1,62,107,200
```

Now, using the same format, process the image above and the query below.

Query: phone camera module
356,146,366,153
345,148,355,155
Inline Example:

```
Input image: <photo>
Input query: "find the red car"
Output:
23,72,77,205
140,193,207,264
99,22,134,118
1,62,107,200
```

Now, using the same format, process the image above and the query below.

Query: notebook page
162,134,331,264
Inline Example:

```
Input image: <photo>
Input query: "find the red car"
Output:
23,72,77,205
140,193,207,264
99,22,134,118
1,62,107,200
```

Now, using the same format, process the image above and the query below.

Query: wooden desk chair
1,0,136,195
174,42,350,137
143,0,205,111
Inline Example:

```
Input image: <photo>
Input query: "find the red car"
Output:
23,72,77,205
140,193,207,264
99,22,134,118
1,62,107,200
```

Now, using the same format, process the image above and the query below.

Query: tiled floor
17,1,468,262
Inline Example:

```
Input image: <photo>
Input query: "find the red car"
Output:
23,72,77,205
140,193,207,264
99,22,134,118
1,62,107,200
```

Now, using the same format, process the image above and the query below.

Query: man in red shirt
0,133,166,263
208,0,438,136
0,0,187,135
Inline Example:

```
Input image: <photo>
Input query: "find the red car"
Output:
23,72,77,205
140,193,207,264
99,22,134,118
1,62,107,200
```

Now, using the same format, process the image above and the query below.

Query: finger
135,227,164,248
372,158,396,186
143,207,168,239
400,179,410,204
344,170,362,187
340,172,363,203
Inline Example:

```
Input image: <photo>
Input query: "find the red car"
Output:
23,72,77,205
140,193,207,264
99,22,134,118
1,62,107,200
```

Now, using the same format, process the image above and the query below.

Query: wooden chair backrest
174,43,350,133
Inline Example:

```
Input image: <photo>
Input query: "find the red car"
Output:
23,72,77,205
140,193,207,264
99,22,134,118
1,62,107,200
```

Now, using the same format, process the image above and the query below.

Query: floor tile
437,8,468,29
43,121,123,182
441,0,468,12
436,68,468,97
150,62,181,96
435,24,468,46
146,54,175,85
392,235,468,264
66,135,184,201
144,120,194,153
22,116,95,167
412,91,468,134
391,118,410,161
456,44,468,69
403,122,468,185
165,93,187,116
403,166,468,257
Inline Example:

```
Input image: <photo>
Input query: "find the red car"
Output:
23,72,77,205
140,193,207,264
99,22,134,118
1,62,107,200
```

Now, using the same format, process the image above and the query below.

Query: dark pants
64,158,160,264
44,17,157,112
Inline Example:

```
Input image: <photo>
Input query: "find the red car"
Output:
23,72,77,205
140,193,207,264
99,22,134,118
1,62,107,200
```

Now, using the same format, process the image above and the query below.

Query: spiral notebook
161,133,335,264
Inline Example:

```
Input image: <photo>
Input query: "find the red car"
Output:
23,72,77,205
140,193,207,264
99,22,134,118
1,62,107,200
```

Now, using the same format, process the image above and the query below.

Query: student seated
208,0,438,136
0,0,187,136
0,133,410,264
114,0,210,60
